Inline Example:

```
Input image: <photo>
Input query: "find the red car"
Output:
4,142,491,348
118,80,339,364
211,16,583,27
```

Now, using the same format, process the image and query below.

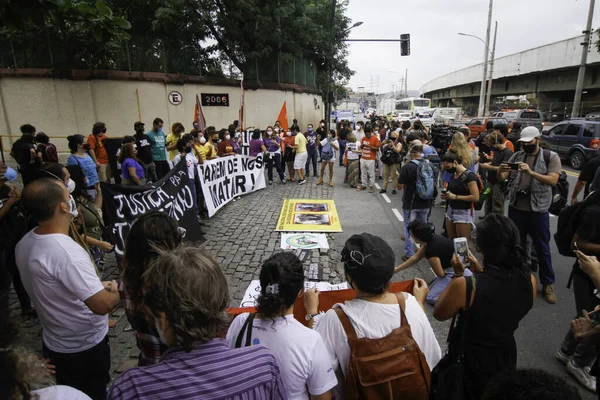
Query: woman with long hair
434,214,536,399
450,132,475,171
263,126,285,185
440,149,480,248
226,253,337,399
119,212,183,366
66,134,99,199
118,143,145,186
316,129,339,187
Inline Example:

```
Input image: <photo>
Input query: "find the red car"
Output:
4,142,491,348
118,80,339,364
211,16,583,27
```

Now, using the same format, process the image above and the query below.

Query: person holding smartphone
480,133,513,215
556,193,600,393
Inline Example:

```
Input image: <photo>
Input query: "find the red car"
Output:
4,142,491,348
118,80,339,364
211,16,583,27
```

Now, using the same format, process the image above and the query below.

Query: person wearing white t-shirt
173,137,199,210
305,233,442,398
352,122,365,144
16,178,120,400
226,252,337,400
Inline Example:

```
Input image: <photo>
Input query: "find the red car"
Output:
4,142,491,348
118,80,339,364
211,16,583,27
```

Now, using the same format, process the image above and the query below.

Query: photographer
498,126,561,304
379,131,402,194
480,132,513,215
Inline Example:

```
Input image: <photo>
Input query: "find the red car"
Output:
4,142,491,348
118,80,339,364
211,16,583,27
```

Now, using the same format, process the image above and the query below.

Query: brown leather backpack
335,293,431,400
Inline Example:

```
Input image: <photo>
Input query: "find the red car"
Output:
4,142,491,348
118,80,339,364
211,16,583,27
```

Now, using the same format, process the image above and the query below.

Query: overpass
420,35,600,115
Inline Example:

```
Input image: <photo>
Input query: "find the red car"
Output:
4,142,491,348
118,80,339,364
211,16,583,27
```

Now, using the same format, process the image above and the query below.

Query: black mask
522,143,538,154
446,167,457,174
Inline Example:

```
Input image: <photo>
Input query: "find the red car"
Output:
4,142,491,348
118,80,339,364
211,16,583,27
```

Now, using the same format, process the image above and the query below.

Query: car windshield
413,99,430,107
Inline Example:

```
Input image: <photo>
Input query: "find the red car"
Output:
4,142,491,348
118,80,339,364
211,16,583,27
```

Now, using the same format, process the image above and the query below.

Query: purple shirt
264,136,281,153
108,339,286,400
250,139,264,157
121,158,145,180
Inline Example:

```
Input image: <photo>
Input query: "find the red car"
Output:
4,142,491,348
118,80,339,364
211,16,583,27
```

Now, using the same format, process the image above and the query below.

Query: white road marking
382,194,391,203
374,183,381,190
392,208,404,222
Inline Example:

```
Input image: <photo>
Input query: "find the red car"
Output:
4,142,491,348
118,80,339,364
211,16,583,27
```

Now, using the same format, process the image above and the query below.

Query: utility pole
478,0,493,117
484,21,498,116
405,69,408,97
572,0,595,118
326,0,336,131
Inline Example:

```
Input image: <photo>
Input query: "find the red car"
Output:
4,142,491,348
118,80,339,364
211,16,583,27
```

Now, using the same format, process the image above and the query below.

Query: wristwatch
305,313,319,321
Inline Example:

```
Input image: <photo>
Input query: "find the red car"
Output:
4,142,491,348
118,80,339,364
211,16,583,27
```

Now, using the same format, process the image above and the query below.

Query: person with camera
480,132,513,215
498,126,561,304
379,130,403,194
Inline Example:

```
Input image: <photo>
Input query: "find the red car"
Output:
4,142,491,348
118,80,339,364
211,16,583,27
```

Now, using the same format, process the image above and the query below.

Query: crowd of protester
1,113,600,399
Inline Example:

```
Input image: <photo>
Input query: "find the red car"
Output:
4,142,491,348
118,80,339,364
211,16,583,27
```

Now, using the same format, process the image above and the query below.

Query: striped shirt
108,339,287,400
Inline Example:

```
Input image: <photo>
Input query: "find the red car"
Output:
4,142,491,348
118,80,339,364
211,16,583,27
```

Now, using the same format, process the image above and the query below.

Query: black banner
101,160,204,256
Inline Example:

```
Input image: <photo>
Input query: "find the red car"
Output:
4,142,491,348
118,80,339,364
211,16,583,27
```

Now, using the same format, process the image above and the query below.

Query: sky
344,0,600,94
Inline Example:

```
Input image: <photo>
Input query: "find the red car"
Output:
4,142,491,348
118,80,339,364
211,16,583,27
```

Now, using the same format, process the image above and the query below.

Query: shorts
445,205,475,225
294,152,308,170
97,164,113,182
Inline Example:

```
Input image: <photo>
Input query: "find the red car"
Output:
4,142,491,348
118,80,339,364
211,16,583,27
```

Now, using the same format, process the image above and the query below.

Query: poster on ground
101,160,204,256
280,233,329,250
240,280,350,308
198,154,266,217
275,199,342,232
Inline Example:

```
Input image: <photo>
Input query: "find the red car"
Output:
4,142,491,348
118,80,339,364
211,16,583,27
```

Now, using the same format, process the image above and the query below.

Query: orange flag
276,101,289,131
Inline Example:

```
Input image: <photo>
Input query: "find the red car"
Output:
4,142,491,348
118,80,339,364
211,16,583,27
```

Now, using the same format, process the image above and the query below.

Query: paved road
9,159,594,397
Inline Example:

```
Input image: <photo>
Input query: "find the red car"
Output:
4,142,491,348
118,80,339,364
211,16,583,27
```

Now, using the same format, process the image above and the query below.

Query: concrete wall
421,35,600,94
0,76,324,152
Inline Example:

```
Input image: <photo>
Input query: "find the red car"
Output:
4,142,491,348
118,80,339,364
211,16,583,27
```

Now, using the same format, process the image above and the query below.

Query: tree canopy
0,0,354,92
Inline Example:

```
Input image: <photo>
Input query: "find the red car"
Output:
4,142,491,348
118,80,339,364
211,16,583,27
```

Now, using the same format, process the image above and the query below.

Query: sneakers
369,186,375,193
269,180,273,185
316,179,324,186
556,349,572,365
298,179,306,185
329,181,334,187
356,186,366,191
392,189,397,194
379,189,386,193
543,284,557,304
567,360,597,393
281,179,286,185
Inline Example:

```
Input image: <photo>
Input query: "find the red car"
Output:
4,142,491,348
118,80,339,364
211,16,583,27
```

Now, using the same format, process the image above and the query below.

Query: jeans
484,182,506,215
43,335,111,400
267,153,285,182
402,208,429,257
306,148,319,176
338,140,347,166
508,207,555,285
360,159,376,188
383,163,400,190
561,268,599,367
143,162,157,183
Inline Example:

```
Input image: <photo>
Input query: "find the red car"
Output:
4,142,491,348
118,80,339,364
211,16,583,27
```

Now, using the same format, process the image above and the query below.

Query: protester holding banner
205,129,219,160
249,129,267,157
264,127,285,185
119,212,182,366
133,122,157,183
173,137,199,210
67,134,100,199
118,143,146,186
146,118,170,180
226,252,337,399
217,129,237,157
306,233,442,398
316,130,339,187
109,245,286,400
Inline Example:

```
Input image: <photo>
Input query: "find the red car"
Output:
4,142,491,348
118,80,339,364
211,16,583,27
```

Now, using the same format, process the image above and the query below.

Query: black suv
541,119,600,169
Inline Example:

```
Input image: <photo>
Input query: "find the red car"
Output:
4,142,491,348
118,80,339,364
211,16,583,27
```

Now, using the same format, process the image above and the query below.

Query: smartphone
508,162,521,171
453,237,471,268
574,242,580,251
441,188,448,195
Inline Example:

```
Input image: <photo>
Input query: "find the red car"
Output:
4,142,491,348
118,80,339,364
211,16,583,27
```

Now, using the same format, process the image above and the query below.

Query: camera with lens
516,189,530,199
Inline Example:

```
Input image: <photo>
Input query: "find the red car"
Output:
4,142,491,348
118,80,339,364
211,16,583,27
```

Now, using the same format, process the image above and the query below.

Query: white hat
518,126,541,142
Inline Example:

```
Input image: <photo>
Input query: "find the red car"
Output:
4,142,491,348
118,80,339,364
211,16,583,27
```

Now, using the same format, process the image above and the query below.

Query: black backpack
554,191,600,257
542,149,569,216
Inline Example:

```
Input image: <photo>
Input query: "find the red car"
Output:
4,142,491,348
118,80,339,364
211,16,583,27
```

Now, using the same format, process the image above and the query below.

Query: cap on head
341,233,395,294
518,126,541,143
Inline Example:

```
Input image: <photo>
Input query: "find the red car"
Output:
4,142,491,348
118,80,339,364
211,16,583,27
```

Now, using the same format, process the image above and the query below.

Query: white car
393,113,412,122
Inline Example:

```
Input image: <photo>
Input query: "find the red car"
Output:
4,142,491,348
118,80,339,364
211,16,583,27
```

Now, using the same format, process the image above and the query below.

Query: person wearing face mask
264,126,285,185
217,129,236,157
282,129,296,181
67,134,100,200
133,122,157,183
352,121,365,144
147,118,170,180
497,127,562,304
205,130,220,160
191,130,210,163
357,126,380,193
16,178,120,400
166,122,185,163
479,132,513,215
305,124,319,178
316,119,327,160
379,132,403,194
88,122,112,184
316,129,339,187
119,143,146,186
0,163,35,319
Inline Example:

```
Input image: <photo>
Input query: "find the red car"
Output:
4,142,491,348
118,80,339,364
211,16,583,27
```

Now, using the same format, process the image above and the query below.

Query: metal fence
0,36,319,88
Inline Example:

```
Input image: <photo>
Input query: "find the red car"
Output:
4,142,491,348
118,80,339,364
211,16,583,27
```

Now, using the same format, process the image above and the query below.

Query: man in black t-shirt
338,122,349,166
133,122,157,183
572,152,600,204
10,124,37,185
398,144,431,260
480,133,514,215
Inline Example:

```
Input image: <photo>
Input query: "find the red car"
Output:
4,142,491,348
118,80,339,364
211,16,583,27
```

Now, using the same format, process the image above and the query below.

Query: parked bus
395,97,432,117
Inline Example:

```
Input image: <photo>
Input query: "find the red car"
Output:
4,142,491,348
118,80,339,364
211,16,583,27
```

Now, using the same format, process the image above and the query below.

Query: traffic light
400,34,410,56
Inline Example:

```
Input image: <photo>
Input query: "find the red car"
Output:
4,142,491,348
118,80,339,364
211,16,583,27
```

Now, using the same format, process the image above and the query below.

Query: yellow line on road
563,170,579,178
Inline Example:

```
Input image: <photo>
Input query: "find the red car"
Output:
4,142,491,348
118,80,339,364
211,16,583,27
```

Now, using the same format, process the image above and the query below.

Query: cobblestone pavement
9,174,349,384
